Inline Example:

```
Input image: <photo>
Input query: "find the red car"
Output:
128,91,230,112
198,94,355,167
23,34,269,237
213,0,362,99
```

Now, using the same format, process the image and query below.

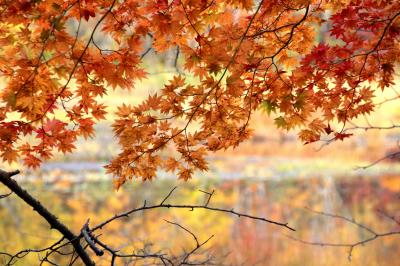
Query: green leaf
274,116,287,129
6,92,16,109
293,94,305,110
260,100,278,115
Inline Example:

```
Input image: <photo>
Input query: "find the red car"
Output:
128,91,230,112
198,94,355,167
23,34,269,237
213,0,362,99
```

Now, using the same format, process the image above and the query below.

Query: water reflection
1,174,399,265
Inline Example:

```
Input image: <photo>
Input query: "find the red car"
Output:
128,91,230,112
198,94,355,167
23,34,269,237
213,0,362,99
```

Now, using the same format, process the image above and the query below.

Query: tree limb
0,169,94,266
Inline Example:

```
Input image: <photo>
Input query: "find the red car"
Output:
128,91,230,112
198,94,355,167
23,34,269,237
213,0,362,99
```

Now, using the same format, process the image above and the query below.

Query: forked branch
0,170,294,265
287,208,400,261
0,169,94,265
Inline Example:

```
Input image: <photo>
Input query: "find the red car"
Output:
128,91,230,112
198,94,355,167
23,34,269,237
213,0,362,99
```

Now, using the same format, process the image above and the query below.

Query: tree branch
81,220,104,257
0,173,295,265
286,208,400,261
0,191,12,199
91,187,295,232
0,169,94,266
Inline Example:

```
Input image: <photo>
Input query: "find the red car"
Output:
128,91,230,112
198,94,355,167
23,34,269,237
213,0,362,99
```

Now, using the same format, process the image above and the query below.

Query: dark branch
91,187,295,232
164,219,200,248
0,191,12,199
1,174,295,265
81,220,104,256
199,189,215,207
287,208,400,261
160,186,178,205
0,169,94,266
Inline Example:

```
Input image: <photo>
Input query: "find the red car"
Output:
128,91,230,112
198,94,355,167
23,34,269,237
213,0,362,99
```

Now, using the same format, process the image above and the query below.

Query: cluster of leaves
0,0,399,188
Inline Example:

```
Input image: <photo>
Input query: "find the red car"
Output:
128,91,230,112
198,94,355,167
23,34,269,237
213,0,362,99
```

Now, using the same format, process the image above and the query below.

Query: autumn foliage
0,0,399,187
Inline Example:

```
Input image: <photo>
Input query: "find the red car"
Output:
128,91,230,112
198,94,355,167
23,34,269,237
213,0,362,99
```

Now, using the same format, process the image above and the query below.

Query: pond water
1,170,399,265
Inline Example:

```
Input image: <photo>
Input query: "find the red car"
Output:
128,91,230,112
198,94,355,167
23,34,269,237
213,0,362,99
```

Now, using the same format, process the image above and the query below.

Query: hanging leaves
0,0,398,188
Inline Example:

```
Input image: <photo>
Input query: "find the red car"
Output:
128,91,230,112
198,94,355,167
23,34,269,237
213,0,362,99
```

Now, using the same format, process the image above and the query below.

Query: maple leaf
91,103,107,121
0,0,398,186
260,100,278,115
274,116,288,130
82,9,96,21
334,132,353,141
308,119,325,134
1,150,18,164
23,154,42,169
145,94,162,110
78,118,95,139
178,167,193,181
43,119,66,134
206,136,221,151
164,157,179,172
57,138,76,153
324,124,333,135
298,129,320,145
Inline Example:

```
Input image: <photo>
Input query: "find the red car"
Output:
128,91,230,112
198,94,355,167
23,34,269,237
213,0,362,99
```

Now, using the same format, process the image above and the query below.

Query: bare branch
305,208,377,235
81,220,104,256
0,169,94,265
1,173,294,265
178,235,214,266
356,150,400,170
287,208,400,261
0,191,12,199
92,187,295,232
160,186,178,205
164,219,200,248
376,209,400,226
3,237,65,266
198,189,215,207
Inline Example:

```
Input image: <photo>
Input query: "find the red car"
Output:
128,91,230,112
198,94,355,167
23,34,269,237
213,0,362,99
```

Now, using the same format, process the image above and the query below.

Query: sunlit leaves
0,0,398,188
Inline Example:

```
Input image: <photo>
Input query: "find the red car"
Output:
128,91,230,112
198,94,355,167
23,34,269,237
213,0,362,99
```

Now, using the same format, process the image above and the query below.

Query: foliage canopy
0,0,399,187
